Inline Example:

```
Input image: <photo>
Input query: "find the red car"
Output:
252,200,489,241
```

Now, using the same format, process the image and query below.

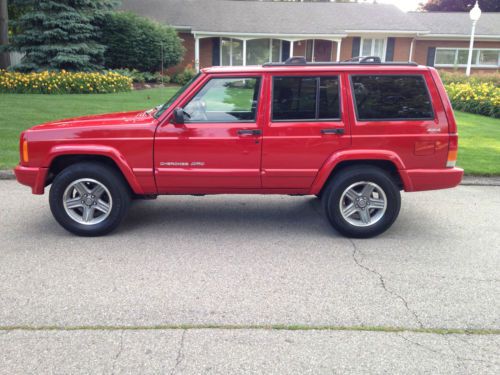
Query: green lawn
0,88,499,175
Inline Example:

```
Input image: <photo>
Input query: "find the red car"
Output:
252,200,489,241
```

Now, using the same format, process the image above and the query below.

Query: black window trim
349,74,435,122
183,75,262,124
271,75,342,123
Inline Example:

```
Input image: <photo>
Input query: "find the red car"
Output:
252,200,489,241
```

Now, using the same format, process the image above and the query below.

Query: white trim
336,39,342,62
409,38,415,62
194,37,200,72
417,34,500,41
290,41,294,57
345,30,426,35
193,30,345,40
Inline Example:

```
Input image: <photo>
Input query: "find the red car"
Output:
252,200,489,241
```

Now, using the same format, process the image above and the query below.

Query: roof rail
263,56,418,67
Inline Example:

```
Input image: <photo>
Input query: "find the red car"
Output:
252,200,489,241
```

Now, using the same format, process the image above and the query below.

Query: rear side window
272,76,340,121
351,75,434,121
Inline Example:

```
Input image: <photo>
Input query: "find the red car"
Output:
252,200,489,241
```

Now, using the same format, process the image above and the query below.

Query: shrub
111,69,169,84
101,12,184,72
0,70,132,94
445,82,500,118
440,71,500,87
172,65,197,85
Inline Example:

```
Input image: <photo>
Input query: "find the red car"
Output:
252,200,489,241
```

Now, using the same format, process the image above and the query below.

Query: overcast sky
377,0,423,12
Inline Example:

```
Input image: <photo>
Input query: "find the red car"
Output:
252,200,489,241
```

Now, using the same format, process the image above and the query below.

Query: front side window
351,75,434,121
272,76,340,121
183,77,260,122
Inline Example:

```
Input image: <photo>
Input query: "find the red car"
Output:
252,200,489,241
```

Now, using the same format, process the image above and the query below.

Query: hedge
0,70,132,94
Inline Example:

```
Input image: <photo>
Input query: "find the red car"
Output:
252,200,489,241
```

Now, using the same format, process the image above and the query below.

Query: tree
9,0,116,71
100,11,184,72
422,0,500,12
0,0,10,69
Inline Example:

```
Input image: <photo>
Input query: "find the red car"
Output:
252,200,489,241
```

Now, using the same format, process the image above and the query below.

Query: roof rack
263,56,418,67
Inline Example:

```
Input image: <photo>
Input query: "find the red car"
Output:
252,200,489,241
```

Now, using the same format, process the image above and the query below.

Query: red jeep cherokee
14,57,463,238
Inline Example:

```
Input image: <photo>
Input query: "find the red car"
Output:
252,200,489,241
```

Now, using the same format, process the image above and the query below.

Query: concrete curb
0,170,14,180
1,169,499,186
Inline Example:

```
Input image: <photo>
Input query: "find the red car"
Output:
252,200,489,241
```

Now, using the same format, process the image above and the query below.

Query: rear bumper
401,167,464,192
14,165,48,195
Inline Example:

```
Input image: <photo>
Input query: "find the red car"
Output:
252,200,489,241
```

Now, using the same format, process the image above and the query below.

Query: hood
29,110,157,131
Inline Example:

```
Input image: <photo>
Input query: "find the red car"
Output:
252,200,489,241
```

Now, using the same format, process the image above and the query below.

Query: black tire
49,162,130,236
322,166,401,238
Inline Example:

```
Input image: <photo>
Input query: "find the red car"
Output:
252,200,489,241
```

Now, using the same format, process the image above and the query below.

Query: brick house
121,0,500,74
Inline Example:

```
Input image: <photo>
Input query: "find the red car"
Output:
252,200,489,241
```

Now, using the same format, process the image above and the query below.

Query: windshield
154,73,201,119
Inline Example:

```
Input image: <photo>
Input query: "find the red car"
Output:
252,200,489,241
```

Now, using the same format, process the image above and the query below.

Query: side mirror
173,108,185,124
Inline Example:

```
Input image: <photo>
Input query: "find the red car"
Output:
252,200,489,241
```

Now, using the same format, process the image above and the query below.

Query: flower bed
445,82,500,119
0,70,132,94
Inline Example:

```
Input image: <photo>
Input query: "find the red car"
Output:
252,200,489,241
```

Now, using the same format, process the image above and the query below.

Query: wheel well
46,155,127,187
320,160,404,195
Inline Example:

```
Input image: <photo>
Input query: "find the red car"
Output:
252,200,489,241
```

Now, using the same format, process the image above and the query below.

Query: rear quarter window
350,75,434,121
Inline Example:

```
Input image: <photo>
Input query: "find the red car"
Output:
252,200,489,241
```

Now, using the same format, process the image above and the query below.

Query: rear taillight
447,134,458,168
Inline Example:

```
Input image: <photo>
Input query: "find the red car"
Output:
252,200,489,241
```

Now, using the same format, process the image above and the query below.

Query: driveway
0,180,499,374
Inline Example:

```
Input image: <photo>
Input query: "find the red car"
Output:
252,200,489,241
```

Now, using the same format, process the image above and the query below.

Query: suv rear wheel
49,162,130,236
322,166,401,238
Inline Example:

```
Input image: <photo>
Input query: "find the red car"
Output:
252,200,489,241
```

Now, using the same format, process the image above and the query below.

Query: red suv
14,57,463,238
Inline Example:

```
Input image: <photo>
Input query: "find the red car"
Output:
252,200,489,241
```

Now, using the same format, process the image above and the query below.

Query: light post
466,1,482,77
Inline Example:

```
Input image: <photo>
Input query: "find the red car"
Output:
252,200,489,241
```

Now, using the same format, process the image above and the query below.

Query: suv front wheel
49,162,130,236
322,166,401,238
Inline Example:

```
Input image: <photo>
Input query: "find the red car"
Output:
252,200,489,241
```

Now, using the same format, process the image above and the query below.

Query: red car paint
14,64,463,196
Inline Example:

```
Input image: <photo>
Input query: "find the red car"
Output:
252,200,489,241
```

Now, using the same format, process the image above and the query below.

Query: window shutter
385,37,395,62
426,47,436,67
212,38,220,66
281,41,291,62
352,37,361,57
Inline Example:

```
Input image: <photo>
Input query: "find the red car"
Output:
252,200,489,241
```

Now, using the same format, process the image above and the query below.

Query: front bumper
401,167,464,192
14,165,48,195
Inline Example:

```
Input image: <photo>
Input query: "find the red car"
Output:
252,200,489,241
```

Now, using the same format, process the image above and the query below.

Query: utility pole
0,0,11,69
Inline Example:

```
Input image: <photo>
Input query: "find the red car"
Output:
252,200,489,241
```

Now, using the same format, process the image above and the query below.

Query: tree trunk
0,0,11,69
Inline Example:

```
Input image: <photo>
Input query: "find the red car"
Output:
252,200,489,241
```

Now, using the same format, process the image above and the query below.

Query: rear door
261,72,351,189
154,74,263,192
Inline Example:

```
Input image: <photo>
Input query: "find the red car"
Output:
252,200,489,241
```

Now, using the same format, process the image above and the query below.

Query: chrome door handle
321,128,344,135
238,129,262,136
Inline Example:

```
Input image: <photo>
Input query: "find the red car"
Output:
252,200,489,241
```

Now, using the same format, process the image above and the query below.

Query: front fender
309,150,409,195
44,144,145,195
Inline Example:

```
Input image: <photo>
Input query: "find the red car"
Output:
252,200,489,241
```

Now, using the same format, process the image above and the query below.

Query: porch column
243,39,247,66
194,36,200,72
336,39,342,62
290,41,294,57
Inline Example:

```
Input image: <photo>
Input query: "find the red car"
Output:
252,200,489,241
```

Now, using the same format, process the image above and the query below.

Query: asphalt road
0,180,499,374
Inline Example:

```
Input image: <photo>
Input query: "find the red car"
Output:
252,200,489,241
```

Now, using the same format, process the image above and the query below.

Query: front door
262,73,351,189
154,75,263,193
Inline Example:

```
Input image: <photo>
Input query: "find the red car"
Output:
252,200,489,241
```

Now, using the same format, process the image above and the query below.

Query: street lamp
466,1,482,77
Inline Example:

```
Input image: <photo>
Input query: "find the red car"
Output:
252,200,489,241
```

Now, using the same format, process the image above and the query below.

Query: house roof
120,0,428,36
408,12,500,38
120,0,500,39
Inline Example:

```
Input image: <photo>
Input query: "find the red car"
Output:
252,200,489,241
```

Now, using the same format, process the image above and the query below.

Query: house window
435,48,500,68
221,38,243,66
360,38,386,60
220,38,282,66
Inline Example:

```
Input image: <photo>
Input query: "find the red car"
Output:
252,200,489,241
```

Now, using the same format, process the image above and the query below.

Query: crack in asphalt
349,239,424,329
398,333,500,368
111,330,124,375
170,329,186,375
